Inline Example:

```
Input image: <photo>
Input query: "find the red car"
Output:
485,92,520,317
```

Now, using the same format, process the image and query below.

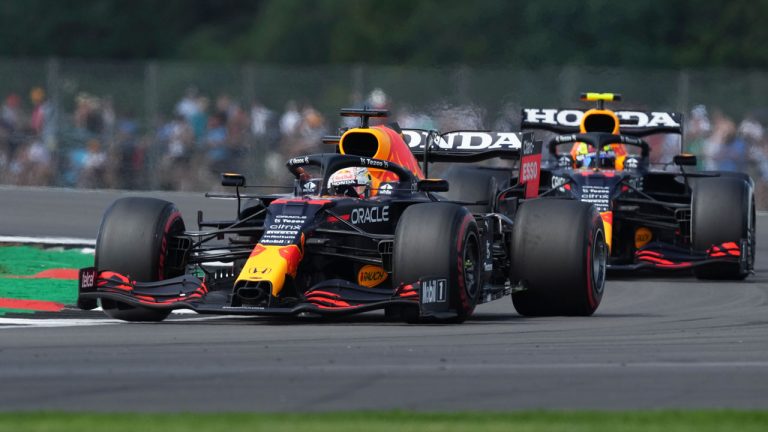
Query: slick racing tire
511,199,606,316
393,203,481,323
96,197,186,321
441,166,508,213
692,177,755,280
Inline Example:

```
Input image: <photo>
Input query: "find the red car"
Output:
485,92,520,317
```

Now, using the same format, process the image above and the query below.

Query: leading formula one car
77,108,607,323
522,93,755,279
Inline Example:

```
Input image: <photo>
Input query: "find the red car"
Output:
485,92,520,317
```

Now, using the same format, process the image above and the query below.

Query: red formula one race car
78,108,607,323
523,92,755,279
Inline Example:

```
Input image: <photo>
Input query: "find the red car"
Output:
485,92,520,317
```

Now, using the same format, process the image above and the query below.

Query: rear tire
393,203,481,323
511,199,606,316
692,177,754,280
96,197,186,322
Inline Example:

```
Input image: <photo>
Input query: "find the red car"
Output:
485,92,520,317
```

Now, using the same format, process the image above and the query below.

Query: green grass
0,245,93,315
0,245,93,276
0,412,767,432
0,278,79,304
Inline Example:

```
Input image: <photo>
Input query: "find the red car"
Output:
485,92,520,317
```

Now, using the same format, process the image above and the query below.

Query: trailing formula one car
522,93,755,279
77,108,607,323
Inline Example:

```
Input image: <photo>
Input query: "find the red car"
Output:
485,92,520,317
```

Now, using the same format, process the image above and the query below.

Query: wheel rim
591,229,607,296
463,232,480,299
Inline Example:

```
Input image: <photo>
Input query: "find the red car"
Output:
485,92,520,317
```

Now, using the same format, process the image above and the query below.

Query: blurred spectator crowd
2,85,768,208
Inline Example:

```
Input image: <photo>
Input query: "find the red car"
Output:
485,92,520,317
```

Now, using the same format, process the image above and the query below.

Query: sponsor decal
624,156,639,170
521,160,539,183
357,265,388,287
551,175,567,188
634,227,653,249
359,157,389,168
223,305,266,310
523,109,681,129
287,156,309,166
261,214,308,246
558,155,573,168
330,178,357,186
523,109,583,126
378,183,394,195
616,111,680,128
484,240,493,271
523,138,536,155
401,130,442,150
350,205,389,224
404,131,523,151
421,278,447,304
250,267,272,275
519,151,542,198
302,181,318,193
79,267,97,290
580,185,611,212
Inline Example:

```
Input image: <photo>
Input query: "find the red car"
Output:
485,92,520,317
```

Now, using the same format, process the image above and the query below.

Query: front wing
609,241,747,271
78,268,457,319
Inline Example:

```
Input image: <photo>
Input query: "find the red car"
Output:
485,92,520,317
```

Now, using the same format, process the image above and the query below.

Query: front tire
393,203,481,323
511,199,606,316
96,197,186,321
692,177,755,280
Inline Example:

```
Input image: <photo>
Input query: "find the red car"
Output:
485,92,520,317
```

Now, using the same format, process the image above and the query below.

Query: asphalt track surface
1,187,768,411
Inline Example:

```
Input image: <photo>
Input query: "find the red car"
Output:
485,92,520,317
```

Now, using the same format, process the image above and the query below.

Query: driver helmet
572,142,617,169
327,167,372,198
572,142,594,168
597,148,617,169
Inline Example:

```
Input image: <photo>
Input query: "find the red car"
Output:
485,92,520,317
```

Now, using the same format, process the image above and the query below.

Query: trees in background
1,0,766,68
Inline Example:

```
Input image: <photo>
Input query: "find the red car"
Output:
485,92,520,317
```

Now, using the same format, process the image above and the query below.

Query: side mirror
221,173,245,187
322,135,341,145
673,154,697,167
417,179,449,192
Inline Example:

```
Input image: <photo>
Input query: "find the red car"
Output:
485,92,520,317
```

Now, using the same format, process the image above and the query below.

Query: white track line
0,314,235,329
0,317,121,328
0,235,96,246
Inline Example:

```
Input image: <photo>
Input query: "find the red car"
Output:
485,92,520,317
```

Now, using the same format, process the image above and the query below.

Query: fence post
243,63,256,104
144,61,159,189
454,65,471,104
351,63,365,109
559,65,580,104
677,69,690,116
45,57,62,184
242,63,263,182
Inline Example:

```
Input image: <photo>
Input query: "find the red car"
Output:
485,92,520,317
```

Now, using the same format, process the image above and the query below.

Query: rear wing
402,130,536,162
521,108,684,136
402,129,541,198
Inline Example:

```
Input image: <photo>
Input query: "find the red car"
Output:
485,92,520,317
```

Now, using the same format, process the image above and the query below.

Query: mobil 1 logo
421,278,447,304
